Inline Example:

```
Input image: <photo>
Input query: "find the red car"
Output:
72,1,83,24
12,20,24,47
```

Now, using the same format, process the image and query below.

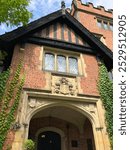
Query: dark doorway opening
37,131,61,150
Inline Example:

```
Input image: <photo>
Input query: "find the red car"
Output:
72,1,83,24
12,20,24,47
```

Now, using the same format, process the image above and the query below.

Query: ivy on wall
98,63,113,148
0,61,25,150
0,69,10,105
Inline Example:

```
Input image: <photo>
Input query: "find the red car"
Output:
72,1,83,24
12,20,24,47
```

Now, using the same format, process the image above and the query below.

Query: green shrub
24,139,35,150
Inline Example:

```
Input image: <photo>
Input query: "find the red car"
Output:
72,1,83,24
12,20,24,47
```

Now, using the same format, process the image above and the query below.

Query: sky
0,0,113,35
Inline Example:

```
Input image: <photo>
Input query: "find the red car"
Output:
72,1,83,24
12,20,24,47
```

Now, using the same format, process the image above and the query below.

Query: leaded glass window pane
69,57,78,74
45,53,54,71
57,55,66,72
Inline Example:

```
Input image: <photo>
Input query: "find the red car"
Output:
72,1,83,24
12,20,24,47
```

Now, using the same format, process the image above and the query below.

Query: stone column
11,126,25,150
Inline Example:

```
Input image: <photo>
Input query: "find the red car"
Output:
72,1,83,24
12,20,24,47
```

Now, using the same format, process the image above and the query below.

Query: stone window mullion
44,49,80,75
66,56,69,73
55,54,57,71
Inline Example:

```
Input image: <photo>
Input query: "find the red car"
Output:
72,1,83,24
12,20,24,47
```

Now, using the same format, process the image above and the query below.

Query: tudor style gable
32,22,89,46
0,9,112,70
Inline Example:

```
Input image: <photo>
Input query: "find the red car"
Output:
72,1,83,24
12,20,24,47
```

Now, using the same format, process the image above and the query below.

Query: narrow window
45,53,54,71
97,20,102,28
109,24,113,31
69,57,78,74
103,22,109,30
57,55,66,72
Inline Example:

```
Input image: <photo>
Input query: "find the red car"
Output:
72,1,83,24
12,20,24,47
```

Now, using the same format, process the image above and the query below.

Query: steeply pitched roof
0,9,113,70
0,10,62,42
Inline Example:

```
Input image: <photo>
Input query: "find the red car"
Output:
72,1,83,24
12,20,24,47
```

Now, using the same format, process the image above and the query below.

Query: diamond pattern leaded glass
57,55,66,72
45,53,54,71
69,57,78,74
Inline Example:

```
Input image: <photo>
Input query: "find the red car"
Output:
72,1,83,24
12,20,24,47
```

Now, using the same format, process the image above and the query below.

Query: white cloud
0,0,113,35
28,0,112,21
0,24,8,35
1,24,7,31
28,0,71,20
93,0,113,9
82,0,113,9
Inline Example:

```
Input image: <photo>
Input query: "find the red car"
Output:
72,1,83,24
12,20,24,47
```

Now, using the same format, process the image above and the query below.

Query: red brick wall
29,117,95,150
23,44,46,89
10,43,99,96
77,12,113,50
2,131,15,150
11,44,46,90
71,0,113,50
81,54,99,96
72,1,112,18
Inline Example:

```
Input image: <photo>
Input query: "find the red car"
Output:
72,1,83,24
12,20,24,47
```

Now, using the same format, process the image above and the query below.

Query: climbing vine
0,69,10,105
98,63,113,148
0,61,25,150
0,50,9,105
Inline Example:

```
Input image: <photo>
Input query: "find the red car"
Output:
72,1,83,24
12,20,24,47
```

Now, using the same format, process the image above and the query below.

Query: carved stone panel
52,76,77,96
28,98,36,108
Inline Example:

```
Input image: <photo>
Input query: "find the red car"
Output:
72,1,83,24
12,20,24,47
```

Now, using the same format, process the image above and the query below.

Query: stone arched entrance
28,105,96,150
11,92,110,150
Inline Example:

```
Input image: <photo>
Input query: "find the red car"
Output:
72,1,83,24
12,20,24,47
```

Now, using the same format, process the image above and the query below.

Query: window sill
43,69,79,77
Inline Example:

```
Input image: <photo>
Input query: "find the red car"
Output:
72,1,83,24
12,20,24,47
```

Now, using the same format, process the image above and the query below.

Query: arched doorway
28,106,96,150
11,97,110,150
37,131,61,150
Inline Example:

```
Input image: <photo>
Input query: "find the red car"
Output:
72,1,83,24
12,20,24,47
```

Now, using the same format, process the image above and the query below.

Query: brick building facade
0,0,113,150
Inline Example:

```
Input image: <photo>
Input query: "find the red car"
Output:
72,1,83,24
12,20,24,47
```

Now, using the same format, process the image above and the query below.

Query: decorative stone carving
11,122,21,131
52,76,77,96
89,103,96,114
76,103,96,116
28,98,36,108
28,98,51,111
76,103,89,110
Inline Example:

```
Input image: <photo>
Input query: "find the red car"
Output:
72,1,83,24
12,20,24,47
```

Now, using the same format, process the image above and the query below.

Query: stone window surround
42,46,84,76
